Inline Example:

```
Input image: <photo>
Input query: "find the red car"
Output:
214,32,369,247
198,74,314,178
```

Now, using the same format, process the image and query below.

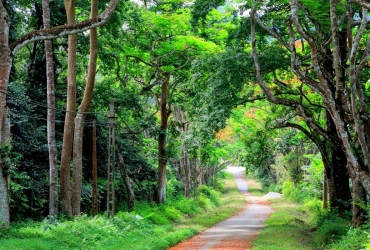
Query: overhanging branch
10,0,120,55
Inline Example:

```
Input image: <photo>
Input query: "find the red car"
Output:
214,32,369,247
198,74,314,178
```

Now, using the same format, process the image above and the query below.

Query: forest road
169,166,273,250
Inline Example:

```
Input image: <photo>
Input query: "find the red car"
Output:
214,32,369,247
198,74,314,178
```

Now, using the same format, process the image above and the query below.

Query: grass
251,192,320,249
0,172,245,250
245,175,265,197
175,172,245,232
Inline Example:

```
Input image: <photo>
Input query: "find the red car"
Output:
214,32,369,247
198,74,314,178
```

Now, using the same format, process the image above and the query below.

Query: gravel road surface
169,166,273,250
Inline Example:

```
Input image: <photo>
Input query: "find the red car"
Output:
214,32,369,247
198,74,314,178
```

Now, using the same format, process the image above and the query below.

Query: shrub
197,194,213,210
148,213,170,225
197,185,220,206
267,183,282,193
172,198,200,216
164,206,183,222
315,216,349,246
282,181,309,203
304,198,324,226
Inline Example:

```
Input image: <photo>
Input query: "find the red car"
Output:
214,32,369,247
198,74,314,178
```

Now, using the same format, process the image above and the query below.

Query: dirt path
169,166,273,250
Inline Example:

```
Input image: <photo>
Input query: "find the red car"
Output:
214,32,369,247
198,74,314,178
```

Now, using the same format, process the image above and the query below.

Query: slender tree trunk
60,0,76,216
0,110,10,228
192,156,201,198
117,149,135,211
71,0,98,216
322,171,328,209
42,0,58,218
183,144,191,198
157,73,170,204
0,2,11,229
173,107,190,197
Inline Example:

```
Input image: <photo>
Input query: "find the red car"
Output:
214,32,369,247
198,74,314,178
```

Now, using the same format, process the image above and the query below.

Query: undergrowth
0,171,245,250
273,180,370,249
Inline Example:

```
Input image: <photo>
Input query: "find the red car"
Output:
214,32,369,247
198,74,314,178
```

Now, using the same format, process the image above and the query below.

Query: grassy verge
245,175,265,197
0,172,245,250
174,172,245,232
251,190,320,249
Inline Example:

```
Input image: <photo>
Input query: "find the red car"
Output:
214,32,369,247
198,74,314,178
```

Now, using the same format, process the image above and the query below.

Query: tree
172,107,191,197
42,0,58,218
59,0,77,217
0,0,120,228
71,0,99,216
249,0,370,225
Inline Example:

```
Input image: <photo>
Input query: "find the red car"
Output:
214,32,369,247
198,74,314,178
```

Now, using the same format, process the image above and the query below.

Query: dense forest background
0,0,369,242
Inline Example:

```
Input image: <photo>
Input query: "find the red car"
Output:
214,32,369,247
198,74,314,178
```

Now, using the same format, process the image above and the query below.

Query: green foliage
0,171,245,249
303,198,323,225
196,193,213,210
165,174,183,199
314,217,349,246
197,185,220,206
191,0,226,27
328,226,370,250
325,202,370,249
171,197,201,216
282,181,308,203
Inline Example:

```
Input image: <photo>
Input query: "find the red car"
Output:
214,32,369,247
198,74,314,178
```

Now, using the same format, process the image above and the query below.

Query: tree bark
117,149,135,211
183,147,191,197
157,73,170,204
0,1,11,229
173,107,191,198
325,113,351,215
71,0,98,216
60,0,77,216
322,171,328,209
42,0,58,219
326,145,351,214
192,155,201,198
0,109,10,228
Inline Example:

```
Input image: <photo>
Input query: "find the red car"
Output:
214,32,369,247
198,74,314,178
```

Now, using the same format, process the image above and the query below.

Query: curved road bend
169,166,273,250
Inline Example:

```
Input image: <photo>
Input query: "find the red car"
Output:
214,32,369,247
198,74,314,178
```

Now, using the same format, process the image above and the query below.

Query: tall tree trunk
329,145,351,214
325,112,351,215
322,171,328,209
42,0,58,218
0,109,10,228
173,107,191,198
157,73,170,204
0,2,11,229
60,0,76,216
71,0,98,216
117,149,135,211
184,149,191,197
192,155,201,198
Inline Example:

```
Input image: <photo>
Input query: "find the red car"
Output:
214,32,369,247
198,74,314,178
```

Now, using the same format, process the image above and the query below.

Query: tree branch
351,0,370,9
10,0,120,55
